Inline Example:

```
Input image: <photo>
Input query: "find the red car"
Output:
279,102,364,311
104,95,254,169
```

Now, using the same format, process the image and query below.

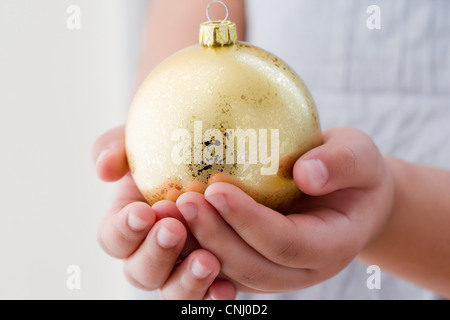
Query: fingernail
96,149,110,167
127,212,149,231
205,293,216,300
157,226,182,249
206,193,227,210
179,203,197,221
191,258,212,279
301,159,328,189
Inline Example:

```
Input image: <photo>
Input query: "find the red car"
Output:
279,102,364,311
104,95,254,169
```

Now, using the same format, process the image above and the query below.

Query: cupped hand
176,127,394,293
92,126,236,299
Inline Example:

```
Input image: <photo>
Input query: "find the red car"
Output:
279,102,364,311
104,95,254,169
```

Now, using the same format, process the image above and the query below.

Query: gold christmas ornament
126,1,321,211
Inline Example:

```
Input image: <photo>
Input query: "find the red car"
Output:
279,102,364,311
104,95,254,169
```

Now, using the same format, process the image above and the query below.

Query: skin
92,0,450,299
94,127,235,299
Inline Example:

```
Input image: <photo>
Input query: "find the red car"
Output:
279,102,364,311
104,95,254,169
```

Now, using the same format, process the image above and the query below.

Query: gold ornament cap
199,1,237,47
199,20,237,46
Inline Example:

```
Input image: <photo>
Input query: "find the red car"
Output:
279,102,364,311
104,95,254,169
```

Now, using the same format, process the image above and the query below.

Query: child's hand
92,126,236,299
176,127,394,293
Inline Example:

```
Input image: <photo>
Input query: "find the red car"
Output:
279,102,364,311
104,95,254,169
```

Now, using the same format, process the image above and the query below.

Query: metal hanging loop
206,0,229,23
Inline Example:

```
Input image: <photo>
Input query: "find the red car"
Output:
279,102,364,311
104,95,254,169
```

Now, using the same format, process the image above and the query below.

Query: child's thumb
293,127,384,196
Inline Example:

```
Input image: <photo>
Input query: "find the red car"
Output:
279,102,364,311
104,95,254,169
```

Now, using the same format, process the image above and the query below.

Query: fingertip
176,191,209,211
152,200,182,221
205,182,254,212
204,182,237,197
197,249,221,273
155,217,188,249
96,149,129,182
189,249,220,280
207,280,237,300
97,201,156,259
295,127,381,194
123,216,189,292
176,192,204,222
126,201,156,231
204,182,245,205
176,191,203,205
293,157,329,196
158,249,221,300
92,126,128,182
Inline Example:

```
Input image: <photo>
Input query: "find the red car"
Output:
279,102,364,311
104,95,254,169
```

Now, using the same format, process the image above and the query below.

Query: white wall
0,0,148,299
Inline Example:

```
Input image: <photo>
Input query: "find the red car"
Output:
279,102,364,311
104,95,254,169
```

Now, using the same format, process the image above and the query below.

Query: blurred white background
0,0,148,299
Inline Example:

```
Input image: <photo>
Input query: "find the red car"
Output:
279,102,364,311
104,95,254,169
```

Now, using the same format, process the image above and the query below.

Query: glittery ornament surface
126,41,321,211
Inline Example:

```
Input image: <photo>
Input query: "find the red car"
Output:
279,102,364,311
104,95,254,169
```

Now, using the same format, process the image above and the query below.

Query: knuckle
232,216,253,236
123,263,160,291
99,236,128,259
179,273,203,296
96,212,137,260
273,237,301,266
96,218,119,258
333,128,383,187
96,228,111,256
336,143,359,177
228,201,261,235
236,265,265,289
235,263,282,292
